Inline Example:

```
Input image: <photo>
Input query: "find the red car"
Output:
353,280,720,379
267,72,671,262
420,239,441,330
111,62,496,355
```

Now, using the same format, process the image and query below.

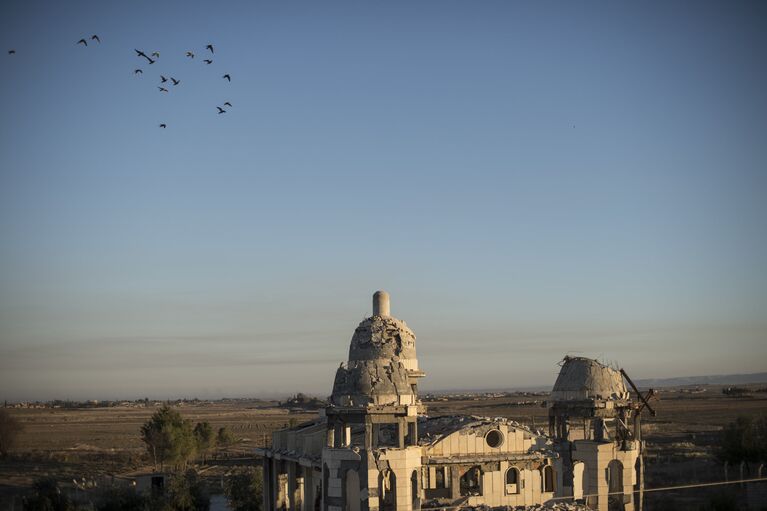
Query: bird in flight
158,86,169,93
222,74,231,82
91,35,100,43
160,75,168,83
151,51,160,58
223,102,232,107
217,106,226,114
206,44,214,54
77,39,88,46
135,49,155,64
171,77,180,86
159,123,167,128
186,51,194,58
204,59,213,65
8,50,16,55
134,69,143,74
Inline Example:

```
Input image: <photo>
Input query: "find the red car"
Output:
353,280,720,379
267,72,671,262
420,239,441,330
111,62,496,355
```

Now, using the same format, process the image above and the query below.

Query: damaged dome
550,356,629,402
330,291,423,407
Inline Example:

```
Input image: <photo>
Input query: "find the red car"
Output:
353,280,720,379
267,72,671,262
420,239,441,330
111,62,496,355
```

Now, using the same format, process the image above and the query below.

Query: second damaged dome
330,291,425,407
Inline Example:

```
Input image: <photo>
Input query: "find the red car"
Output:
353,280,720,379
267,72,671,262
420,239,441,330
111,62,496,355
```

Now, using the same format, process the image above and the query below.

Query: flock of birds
7,35,234,129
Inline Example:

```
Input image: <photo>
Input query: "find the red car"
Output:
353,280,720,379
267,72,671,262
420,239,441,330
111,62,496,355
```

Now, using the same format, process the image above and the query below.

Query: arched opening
378,469,396,511
460,466,482,496
411,470,419,510
505,467,520,494
344,470,360,511
541,465,554,493
607,460,624,511
572,462,585,500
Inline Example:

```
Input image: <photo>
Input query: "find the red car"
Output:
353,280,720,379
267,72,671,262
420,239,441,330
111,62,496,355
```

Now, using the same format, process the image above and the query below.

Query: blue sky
1,1,766,400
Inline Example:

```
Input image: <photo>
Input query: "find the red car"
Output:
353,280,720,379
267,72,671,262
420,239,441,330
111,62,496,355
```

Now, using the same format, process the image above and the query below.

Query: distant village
4,384,763,410
3,390,550,410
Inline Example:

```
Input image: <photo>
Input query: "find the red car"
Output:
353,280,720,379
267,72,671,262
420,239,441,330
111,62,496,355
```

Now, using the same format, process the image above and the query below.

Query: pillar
373,291,390,317
450,466,461,500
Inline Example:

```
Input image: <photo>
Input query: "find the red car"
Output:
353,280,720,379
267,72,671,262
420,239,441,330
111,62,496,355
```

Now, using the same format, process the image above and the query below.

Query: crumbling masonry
257,292,644,511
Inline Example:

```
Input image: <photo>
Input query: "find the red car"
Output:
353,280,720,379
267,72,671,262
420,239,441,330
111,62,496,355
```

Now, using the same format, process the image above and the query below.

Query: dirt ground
1,386,765,510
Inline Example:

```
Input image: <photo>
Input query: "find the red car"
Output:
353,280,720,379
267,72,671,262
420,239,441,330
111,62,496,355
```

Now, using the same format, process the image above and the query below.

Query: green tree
0,408,23,458
224,468,263,511
718,415,767,465
23,478,73,511
140,406,197,471
193,422,215,465
154,469,209,511
216,427,237,448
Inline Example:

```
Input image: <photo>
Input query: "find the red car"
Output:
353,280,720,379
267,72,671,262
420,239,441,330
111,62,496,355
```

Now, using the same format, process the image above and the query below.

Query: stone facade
258,293,644,511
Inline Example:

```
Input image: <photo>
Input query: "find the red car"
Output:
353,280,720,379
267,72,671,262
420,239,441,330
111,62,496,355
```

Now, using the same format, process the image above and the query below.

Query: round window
485,429,504,448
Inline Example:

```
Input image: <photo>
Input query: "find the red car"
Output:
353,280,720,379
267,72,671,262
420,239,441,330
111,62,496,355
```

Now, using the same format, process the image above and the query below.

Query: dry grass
1,386,765,508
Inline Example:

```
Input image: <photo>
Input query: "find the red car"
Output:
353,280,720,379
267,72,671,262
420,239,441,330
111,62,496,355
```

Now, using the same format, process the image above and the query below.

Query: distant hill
423,372,767,395
635,372,767,388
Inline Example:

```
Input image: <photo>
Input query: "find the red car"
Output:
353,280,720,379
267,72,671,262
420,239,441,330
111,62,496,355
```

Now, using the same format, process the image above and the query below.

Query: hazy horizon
2,1,766,402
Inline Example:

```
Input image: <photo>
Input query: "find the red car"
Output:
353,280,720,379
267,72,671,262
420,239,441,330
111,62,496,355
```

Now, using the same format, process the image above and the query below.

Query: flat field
1,386,765,510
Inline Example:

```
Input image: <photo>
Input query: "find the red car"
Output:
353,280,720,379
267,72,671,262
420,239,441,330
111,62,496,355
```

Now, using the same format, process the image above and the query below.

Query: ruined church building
258,292,647,511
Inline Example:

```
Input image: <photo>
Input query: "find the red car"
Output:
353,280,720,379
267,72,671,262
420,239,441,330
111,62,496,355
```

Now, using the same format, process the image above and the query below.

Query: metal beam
620,368,656,417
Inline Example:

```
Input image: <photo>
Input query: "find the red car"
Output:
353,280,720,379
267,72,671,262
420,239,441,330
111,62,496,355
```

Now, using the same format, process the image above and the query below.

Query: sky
1,1,766,401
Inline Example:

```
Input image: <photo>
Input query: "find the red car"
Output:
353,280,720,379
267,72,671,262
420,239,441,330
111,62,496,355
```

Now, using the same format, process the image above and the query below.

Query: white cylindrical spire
373,290,390,317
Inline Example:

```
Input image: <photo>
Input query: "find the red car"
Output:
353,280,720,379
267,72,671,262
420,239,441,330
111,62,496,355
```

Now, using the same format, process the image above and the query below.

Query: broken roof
550,356,629,402
417,415,544,446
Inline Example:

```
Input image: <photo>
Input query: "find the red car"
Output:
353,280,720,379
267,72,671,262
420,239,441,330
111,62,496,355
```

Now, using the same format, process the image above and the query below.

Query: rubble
457,504,591,511
262,293,646,511
330,310,422,407
418,415,543,446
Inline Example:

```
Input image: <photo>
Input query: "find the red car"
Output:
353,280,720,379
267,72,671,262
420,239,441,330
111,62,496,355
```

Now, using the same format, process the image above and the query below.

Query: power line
419,477,767,510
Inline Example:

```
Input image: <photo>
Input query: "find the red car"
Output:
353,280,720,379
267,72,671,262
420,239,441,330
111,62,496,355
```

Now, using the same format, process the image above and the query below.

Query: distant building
257,292,644,511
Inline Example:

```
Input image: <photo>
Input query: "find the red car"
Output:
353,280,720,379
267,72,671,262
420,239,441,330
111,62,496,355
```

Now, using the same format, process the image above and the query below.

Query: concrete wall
421,423,557,508
571,440,638,511
422,423,538,459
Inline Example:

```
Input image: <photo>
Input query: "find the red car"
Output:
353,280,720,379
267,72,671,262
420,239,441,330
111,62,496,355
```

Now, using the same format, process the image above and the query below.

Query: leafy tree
718,415,767,465
140,406,197,471
23,478,73,511
156,469,209,511
0,408,23,457
216,427,237,448
193,422,215,465
224,468,263,511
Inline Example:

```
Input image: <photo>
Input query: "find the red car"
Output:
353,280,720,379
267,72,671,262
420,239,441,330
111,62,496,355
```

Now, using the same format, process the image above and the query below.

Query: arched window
572,462,585,500
607,459,624,509
411,470,419,510
379,469,396,511
542,465,554,493
505,467,520,494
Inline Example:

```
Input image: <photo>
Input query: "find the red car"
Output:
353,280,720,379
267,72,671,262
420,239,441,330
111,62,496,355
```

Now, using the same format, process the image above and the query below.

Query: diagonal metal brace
620,368,657,416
